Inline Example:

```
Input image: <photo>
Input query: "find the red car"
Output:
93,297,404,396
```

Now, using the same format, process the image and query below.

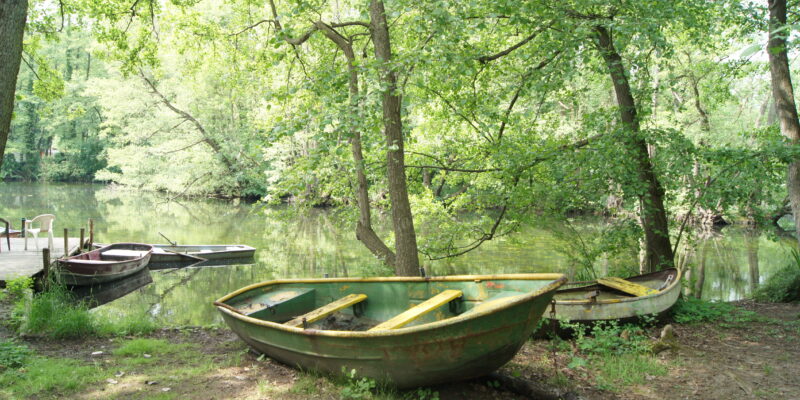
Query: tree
592,24,674,272
0,0,28,170
250,0,420,275
766,0,800,243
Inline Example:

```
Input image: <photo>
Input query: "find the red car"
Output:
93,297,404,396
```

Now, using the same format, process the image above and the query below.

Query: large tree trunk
767,0,800,244
314,22,397,267
369,0,420,276
0,0,28,170
594,26,674,272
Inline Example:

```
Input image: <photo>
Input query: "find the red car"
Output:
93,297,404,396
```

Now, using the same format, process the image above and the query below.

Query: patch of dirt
3,302,799,399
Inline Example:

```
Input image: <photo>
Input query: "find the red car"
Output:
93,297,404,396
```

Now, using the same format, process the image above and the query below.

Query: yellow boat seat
369,289,462,331
596,277,658,297
285,293,367,328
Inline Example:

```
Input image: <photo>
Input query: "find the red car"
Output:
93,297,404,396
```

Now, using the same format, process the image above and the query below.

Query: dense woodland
1,0,800,276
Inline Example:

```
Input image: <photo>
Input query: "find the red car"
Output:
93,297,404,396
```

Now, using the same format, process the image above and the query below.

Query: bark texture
594,26,674,272
0,0,28,170
767,0,800,244
370,0,420,276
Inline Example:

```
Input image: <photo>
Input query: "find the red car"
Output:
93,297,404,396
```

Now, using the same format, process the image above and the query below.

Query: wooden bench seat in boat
68,259,117,264
369,289,463,331
596,277,658,297
285,293,368,328
101,249,150,258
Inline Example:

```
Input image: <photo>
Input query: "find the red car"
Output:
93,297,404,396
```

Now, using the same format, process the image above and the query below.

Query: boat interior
218,278,557,331
68,244,152,263
553,268,677,302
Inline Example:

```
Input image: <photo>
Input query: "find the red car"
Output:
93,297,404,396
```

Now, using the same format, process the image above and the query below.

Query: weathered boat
150,244,255,262
94,243,255,263
214,274,566,388
58,243,153,286
549,268,681,322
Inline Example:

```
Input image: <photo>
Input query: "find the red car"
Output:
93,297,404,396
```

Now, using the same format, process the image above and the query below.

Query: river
0,182,795,326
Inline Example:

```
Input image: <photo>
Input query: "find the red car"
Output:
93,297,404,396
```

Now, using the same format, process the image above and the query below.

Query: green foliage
339,368,377,400
21,284,94,339
406,387,440,400
672,297,763,326
753,250,800,303
671,297,739,324
568,320,651,356
549,218,641,281
4,276,33,301
15,283,158,339
95,312,158,336
0,340,32,370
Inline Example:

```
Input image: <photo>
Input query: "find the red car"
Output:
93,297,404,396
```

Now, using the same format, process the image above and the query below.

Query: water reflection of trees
9,183,797,325
680,227,791,301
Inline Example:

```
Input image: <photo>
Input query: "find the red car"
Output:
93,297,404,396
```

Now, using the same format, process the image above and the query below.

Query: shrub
572,320,650,356
22,285,95,339
753,250,800,303
671,297,738,324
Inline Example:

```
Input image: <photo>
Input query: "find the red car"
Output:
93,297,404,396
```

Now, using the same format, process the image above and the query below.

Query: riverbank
1,300,798,399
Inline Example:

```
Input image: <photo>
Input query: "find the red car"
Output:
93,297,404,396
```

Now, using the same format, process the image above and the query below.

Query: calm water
0,182,795,326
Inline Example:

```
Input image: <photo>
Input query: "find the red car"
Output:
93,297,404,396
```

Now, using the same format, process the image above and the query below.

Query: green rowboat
214,274,566,387
550,268,681,322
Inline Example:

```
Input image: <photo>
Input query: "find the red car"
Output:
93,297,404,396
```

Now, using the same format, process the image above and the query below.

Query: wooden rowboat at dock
95,243,255,263
58,243,153,286
549,268,681,322
214,273,566,388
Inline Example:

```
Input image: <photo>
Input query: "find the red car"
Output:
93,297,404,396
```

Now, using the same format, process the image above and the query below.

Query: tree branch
477,23,552,63
229,19,276,36
496,51,562,143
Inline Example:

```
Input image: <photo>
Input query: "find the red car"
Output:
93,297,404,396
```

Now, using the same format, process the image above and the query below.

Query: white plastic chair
24,214,55,251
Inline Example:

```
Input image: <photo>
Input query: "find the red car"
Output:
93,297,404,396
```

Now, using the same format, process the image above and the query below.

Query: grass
112,338,175,357
0,357,107,399
0,337,224,399
554,317,673,393
594,353,667,391
290,374,320,395
11,283,158,339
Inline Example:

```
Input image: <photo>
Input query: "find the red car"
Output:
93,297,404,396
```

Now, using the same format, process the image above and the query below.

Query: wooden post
88,218,94,249
20,218,25,237
42,248,51,288
79,228,85,252
63,228,69,257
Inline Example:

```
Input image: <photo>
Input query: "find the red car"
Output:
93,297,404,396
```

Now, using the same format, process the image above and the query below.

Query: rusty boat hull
214,274,566,388
58,243,153,286
550,268,681,322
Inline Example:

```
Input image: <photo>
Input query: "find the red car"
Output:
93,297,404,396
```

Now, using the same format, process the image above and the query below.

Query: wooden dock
0,237,82,284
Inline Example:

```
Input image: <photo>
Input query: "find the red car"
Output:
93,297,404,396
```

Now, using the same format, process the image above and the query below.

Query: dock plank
0,237,82,283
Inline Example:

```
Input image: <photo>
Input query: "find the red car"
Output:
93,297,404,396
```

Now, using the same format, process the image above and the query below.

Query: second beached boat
549,268,681,322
